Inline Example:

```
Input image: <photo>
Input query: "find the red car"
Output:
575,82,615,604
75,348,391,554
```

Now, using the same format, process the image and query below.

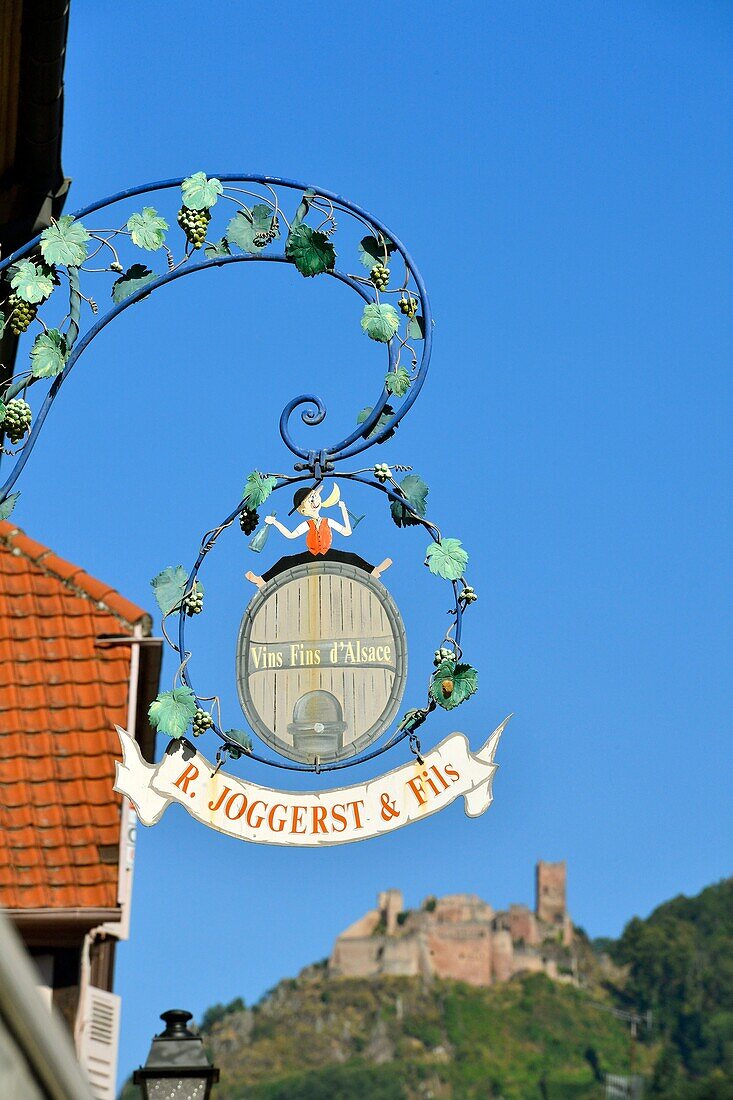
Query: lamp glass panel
147,1079,207,1100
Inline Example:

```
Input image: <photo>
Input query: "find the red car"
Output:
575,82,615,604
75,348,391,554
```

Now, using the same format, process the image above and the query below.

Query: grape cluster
177,206,211,249
433,647,456,666
192,708,214,737
7,295,37,336
371,263,390,290
460,585,478,604
398,296,418,318
253,216,279,248
184,582,204,616
239,507,260,535
3,399,32,444
374,463,392,483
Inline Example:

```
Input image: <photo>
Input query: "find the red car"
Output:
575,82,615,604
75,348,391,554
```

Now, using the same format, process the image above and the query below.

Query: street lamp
133,1009,220,1100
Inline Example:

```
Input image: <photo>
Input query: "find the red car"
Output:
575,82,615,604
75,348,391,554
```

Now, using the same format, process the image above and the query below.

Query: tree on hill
613,877,733,1096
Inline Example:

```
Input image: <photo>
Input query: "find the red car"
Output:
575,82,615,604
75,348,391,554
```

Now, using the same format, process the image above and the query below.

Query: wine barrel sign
235,560,408,764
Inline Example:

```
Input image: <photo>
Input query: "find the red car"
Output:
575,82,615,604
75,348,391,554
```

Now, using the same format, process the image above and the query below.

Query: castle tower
378,889,404,935
535,861,567,925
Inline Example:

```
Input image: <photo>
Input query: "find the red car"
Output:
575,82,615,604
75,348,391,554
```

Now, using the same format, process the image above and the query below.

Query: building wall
330,935,383,978
425,925,493,986
490,929,514,982
508,904,539,946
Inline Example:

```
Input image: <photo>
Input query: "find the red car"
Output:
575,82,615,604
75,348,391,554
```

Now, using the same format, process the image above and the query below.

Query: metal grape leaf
408,315,425,340
10,260,54,304
0,312,5,339
384,366,411,397
227,205,278,255
224,729,253,755
285,224,336,277
40,216,90,267
361,303,399,342
243,471,277,509
111,264,155,303
425,537,469,581
148,687,197,738
356,404,398,442
252,204,279,236
150,565,188,615
390,473,429,527
181,172,223,211
30,330,67,378
226,212,260,254
0,492,20,520
429,660,478,711
359,234,396,271
204,238,231,259
127,207,169,251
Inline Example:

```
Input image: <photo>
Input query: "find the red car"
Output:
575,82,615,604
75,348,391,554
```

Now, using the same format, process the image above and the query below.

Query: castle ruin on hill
329,861,575,987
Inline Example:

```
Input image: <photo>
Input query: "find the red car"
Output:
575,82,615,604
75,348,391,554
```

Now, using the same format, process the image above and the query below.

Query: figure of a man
245,483,390,588
266,485,352,554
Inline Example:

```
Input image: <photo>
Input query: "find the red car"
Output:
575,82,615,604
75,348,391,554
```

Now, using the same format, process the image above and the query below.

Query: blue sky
7,0,733,1087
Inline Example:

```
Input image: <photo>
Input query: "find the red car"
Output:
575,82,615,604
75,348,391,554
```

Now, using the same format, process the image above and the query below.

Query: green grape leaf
356,404,398,442
224,729,253,755
425,537,469,581
150,565,188,615
181,172,223,211
0,312,5,338
0,492,20,521
408,315,425,340
359,234,395,271
10,260,54,304
148,686,197,738
0,400,5,425
112,264,156,303
390,473,429,528
227,212,259,254
429,660,478,710
40,216,90,267
384,366,411,397
226,205,278,254
127,207,169,251
30,329,67,378
204,238,231,259
252,203,279,235
361,302,400,342
242,470,277,509
285,224,336,277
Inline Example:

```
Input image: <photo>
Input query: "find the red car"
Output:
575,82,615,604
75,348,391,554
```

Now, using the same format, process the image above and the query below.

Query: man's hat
288,482,323,516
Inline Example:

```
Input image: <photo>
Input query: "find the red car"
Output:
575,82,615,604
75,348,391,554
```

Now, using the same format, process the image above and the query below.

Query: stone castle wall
329,862,574,987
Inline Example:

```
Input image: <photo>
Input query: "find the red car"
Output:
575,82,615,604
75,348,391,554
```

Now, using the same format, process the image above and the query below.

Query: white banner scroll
114,717,510,847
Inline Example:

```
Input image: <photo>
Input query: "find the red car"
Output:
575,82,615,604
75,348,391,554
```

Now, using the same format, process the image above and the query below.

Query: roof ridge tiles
0,521,152,633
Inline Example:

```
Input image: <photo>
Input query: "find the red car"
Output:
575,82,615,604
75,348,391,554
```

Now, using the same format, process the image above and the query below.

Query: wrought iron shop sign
0,171,509,846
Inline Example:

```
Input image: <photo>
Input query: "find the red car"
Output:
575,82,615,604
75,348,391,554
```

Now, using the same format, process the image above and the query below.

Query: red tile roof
0,521,153,910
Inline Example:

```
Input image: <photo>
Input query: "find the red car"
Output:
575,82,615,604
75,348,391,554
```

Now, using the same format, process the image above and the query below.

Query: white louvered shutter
78,986,120,1100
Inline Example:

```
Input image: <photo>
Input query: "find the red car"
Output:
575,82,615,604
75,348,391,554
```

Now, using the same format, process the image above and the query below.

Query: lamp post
133,1009,219,1100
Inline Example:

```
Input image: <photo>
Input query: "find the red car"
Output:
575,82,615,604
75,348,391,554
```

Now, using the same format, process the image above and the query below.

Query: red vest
306,518,332,555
